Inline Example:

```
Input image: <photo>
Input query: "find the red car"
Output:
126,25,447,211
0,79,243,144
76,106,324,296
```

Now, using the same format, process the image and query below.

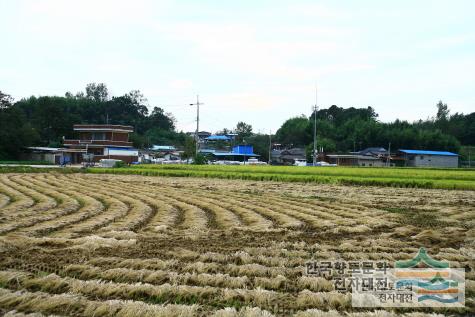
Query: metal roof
212,152,259,157
106,147,139,151
26,147,61,151
327,154,381,160
73,124,134,132
398,149,458,156
357,147,388,155
151,145,176,151
206,135,231,141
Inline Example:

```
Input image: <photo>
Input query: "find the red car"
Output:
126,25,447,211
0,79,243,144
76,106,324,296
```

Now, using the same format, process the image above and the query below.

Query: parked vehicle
294,159,307,166
99,159,123,168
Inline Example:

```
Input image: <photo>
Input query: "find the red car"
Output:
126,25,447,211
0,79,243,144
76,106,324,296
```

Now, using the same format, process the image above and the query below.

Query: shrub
113,161,127,168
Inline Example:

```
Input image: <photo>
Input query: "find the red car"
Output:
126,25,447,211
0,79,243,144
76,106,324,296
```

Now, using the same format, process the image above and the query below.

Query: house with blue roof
398,149,458,168
201,145,259,162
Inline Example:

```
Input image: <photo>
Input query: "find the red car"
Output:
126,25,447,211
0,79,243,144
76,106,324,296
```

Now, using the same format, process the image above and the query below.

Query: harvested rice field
0,172,473,316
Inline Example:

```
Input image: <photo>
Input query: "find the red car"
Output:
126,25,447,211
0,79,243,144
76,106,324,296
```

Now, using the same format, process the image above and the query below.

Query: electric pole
469,146,471,168
388,142,391,167
313,86,318,166
268,130,272,165
190,95,203,156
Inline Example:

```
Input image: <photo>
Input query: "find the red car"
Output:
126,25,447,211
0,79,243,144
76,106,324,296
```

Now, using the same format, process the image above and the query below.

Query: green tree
85,83,109,102
246,133,271,162
275,116,311,146
0,92,40,159
0,91,14,109
181,136,196,160
234,121,253,143
436,100,449,121
192,153,208,165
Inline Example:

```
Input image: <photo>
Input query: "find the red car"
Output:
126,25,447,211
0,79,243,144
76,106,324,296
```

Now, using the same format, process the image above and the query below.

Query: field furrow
0,173,473,316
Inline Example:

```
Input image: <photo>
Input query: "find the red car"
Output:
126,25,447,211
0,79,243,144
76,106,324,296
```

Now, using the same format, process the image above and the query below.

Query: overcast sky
1,0,474,133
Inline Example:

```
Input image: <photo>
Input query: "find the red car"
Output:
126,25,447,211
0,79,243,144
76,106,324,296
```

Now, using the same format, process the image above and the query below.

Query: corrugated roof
398,149,458,156
106,147,139,151
151,145,176,151
327,154,381,160
212,152,259,156
206,135,231,141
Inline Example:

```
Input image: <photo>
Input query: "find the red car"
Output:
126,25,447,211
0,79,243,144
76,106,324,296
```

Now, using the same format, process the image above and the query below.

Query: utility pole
190,95,203,156
388,142,391,167
469,146,471,168
313,86,318,166
268,130,272,165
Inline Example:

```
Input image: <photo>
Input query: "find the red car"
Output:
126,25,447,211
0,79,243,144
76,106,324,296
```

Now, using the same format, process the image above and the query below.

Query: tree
181,136,196,160
275,116,311,146
234,121,253,143
192,153,208,165
216,128,230,135
436,100,449,121
85,83,109,102
0,105,39,159
246,133,272,162
145,107,175,131
0,91,13,109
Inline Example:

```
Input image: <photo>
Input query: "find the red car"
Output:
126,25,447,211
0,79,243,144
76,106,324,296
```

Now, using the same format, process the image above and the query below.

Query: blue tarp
399,149,458,156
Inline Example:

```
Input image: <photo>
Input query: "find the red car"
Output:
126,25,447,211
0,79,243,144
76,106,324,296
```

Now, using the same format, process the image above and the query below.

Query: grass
1,164,474,190
381,207,448,228
87,164,475,190
0,160,53,165
0,173,473,316
0,166,79,173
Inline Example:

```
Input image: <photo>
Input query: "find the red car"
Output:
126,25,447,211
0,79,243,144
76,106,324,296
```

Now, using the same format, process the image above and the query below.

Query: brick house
63,124,138,163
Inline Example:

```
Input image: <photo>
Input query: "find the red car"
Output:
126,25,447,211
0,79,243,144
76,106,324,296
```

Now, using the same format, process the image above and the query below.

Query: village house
398,149,458,168
63,124,138,163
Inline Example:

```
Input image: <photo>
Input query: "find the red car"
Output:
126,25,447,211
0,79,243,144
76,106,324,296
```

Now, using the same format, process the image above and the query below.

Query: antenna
190,95,203,156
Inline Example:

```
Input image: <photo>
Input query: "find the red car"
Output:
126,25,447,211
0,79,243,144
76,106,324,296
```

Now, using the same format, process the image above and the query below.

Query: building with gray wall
398,149,458,168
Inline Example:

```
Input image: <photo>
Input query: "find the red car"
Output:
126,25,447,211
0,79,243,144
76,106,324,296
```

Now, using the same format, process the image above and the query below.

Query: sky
1,0,474,133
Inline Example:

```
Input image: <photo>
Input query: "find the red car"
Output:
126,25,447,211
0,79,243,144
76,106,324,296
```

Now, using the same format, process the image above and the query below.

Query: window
92,132,106,140
420,155,424,160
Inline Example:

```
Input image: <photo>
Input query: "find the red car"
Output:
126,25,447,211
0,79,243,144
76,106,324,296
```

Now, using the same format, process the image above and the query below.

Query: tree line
1,83,473,161
0,84,189,160
273,102,473,160
220,102,473,162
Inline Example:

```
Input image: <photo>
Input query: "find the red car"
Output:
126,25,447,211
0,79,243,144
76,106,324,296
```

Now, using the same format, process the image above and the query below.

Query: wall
21,153,58,164
104,148,139,156
111,132,129,142
358,159,385,167
407,155,458,168
94,155,137,163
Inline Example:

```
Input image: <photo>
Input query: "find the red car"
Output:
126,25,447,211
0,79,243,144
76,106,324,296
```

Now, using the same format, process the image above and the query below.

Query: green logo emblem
395,247,449,268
